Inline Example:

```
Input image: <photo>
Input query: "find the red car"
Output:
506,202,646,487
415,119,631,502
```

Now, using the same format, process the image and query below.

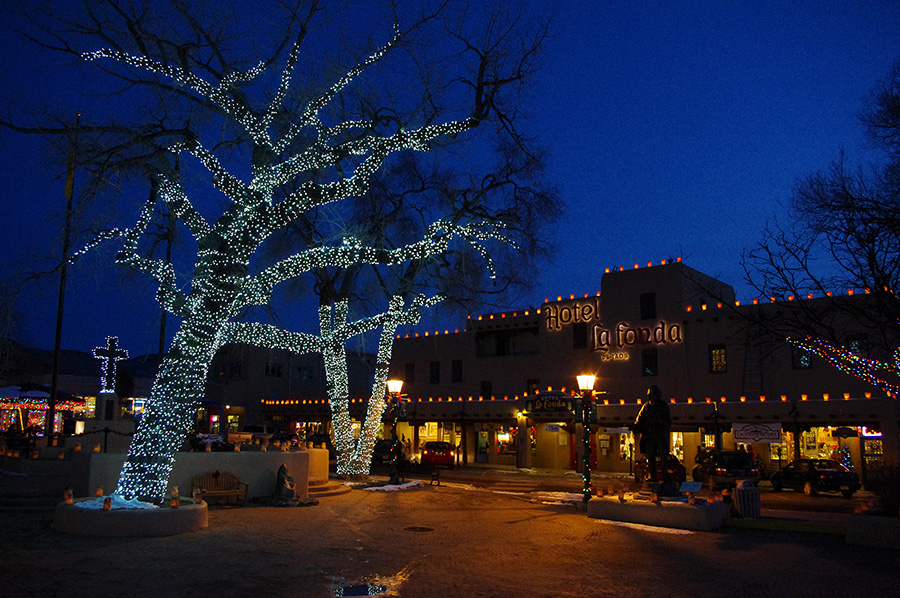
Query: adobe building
374,259,899,486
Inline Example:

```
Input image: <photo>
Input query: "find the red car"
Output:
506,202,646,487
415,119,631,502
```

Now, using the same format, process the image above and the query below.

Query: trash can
733,479,761,518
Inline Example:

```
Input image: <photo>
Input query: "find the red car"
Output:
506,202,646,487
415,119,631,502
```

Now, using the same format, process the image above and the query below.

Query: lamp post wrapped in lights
386,379,404,485
576,375,596,504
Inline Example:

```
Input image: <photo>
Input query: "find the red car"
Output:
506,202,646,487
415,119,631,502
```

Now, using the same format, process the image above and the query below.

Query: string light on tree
64,7,533,501
791,336,900,397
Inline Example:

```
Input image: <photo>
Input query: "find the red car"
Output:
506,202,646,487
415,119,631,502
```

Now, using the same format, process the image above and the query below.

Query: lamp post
386,379,404,485
576,375,596,504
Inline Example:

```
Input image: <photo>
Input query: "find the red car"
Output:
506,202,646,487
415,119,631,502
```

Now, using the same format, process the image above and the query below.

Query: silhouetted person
633,385,671,482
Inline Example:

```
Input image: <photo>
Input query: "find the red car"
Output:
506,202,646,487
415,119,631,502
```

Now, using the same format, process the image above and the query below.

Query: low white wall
72,450,309,501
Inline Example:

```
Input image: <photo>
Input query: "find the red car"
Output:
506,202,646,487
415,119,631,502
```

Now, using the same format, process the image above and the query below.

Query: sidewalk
730,508,847,535
363,464,862,535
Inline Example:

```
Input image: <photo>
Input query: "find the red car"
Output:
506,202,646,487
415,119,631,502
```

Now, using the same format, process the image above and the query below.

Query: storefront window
864,438,883,471
671,431,684,461
84,396,96,418
496,426,517,455
769,442,789,466
619,432,634,462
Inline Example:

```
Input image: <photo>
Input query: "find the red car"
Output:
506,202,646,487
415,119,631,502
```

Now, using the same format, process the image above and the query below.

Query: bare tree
3,1,557,499
742,60,900,354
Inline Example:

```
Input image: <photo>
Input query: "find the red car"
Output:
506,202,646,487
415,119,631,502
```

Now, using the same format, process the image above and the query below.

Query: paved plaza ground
3,479,898,598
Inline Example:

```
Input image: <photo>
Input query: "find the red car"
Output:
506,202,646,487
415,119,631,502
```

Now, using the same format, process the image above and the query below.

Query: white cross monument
92,336,128,421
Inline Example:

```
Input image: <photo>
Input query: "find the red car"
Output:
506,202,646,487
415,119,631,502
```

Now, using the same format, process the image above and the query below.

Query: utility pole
47,113,79,445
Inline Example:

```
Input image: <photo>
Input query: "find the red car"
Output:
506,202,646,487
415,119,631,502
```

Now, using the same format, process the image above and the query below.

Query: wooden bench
191,470,249,506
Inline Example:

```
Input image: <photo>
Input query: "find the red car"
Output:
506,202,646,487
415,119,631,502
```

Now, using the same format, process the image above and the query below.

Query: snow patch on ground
596,519,695,534
530,491,582,503
74,494,159,510
363,480,426,492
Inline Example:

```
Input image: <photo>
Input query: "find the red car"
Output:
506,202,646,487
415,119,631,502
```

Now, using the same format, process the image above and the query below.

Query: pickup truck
227,424,275,444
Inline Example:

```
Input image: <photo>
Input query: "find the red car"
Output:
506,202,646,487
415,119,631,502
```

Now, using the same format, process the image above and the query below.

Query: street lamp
576,374,596,504
386,379,404,485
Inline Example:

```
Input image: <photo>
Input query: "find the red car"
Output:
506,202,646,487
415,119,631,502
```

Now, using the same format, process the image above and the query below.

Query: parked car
692,449,759,489
421,441,455,468
268,431,299,447
633,454,687,484
371,439,396,465
228,424,277,444
770,459,861,498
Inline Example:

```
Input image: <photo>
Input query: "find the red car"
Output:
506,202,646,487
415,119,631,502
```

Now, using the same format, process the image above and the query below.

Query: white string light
69,16,517,500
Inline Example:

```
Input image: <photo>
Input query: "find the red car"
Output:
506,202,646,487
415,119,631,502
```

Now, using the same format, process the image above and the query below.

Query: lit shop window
496,426,517,455
708,344,727,373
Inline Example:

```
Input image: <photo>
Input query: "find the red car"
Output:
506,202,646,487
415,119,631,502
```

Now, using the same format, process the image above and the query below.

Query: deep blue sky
2,2,900,356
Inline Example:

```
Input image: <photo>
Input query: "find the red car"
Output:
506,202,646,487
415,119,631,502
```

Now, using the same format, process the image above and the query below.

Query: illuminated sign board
544,298,684,358
733,423,782,443
593,320,682,355
544,298,600,331
524,398,574,413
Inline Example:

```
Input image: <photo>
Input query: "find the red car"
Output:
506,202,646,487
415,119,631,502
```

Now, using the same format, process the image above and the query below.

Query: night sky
2,2,900,356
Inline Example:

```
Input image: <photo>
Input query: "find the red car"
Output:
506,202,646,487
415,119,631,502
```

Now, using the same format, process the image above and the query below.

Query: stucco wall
306,447,329,483
71,450,310,500
531,424,572,469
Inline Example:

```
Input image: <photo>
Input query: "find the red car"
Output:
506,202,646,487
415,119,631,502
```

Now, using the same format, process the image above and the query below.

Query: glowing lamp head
576,375,596,392
387,379,404,396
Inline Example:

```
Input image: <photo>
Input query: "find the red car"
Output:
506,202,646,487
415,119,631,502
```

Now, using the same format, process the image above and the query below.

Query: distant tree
2,1,557,499
743,60,900,354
